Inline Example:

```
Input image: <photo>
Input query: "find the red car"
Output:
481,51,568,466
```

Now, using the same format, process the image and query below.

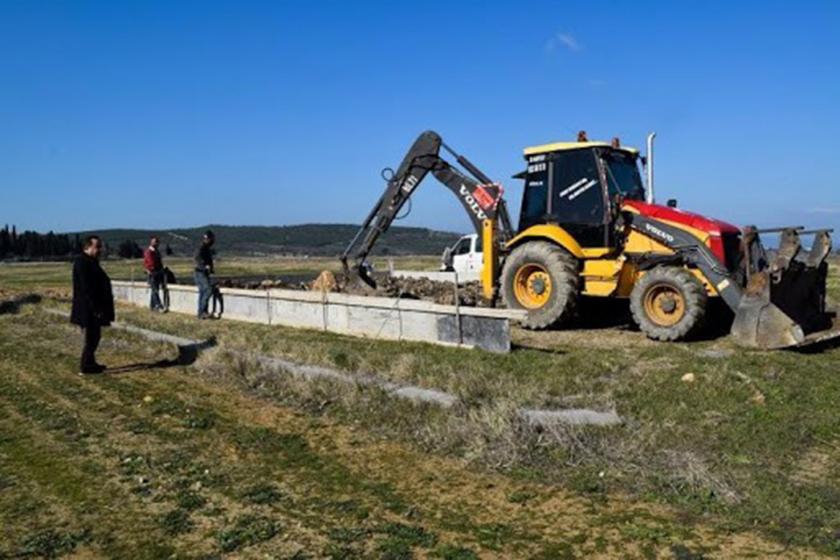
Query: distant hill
68,224,462,257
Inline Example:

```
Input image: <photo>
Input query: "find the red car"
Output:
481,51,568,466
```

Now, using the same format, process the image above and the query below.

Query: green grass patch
217,514,280,552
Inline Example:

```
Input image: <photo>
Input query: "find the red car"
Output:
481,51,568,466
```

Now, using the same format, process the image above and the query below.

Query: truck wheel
630,266,707,341
501,241,579,329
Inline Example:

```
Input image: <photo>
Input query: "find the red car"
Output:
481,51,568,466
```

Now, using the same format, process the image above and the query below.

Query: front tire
630,266,707,341
501,241,579,329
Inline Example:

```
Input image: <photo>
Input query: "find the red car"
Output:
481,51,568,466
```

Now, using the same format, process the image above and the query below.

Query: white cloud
546,32,583,53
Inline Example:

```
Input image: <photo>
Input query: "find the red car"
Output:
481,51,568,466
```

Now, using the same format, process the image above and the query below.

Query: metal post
646,132,656,203
453,271,462,345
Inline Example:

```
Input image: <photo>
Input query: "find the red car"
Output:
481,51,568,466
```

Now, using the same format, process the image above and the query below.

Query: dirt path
0,305,827,558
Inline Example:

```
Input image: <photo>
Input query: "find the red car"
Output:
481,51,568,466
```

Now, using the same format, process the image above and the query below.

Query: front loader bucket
730,282,806,349
731,229,837,349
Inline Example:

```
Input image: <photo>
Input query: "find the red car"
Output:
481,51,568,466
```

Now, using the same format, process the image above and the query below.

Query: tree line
0,225,80,259
0,225,174,260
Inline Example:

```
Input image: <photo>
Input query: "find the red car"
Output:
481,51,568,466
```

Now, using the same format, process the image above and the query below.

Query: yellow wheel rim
513,264,552,309
643,283,686,327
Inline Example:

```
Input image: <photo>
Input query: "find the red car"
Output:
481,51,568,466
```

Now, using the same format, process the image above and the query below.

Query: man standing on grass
71,235,114,375
143,235,166,312
194,230,215,319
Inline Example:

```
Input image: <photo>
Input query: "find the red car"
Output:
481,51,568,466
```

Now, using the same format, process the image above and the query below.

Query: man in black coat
71,235,115,375
194,230,215,319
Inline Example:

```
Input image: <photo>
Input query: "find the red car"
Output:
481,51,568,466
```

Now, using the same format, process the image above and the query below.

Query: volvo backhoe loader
342,130,837,349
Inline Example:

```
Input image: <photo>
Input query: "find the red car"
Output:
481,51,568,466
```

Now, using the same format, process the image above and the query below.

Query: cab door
463,235,482,282
450,237,474,281
548,149,609,247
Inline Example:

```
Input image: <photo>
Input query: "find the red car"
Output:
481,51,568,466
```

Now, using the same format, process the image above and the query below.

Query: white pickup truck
440,234,482,283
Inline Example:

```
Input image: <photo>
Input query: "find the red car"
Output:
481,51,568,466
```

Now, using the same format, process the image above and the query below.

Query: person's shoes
79,364,106,375
198,313,211,320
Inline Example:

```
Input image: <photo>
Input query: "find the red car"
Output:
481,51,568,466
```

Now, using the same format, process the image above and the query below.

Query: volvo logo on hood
644,222,675,244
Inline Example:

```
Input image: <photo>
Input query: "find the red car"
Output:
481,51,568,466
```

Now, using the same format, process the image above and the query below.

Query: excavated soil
214,272,490,307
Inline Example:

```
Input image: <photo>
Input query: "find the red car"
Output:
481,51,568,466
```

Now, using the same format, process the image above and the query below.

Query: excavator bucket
730,228,838,349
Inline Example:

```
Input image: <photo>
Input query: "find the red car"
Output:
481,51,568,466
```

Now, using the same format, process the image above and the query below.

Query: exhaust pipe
645,132,656,203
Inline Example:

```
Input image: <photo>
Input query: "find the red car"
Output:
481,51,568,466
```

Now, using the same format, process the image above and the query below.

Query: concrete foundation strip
519,408,623,427
111,281,522,353
45,308,621,427
45,308,216,364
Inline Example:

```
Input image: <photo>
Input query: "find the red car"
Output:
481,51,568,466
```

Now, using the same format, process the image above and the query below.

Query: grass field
1,257,839,558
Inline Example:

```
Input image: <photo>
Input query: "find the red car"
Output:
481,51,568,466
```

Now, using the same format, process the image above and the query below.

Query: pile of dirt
336,273,488,307
214,271,488,307
214,278,307,291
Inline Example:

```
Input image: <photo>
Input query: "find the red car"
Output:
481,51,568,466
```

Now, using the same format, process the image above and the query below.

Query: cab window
453,238,471,255
550,149,606,247
518,158,548,231
601,150,645,200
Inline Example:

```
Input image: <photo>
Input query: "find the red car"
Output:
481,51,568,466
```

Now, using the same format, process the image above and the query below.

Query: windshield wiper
604,161,644,200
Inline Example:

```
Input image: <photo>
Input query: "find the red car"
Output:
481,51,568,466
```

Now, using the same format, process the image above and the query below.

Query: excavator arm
341,130,512,295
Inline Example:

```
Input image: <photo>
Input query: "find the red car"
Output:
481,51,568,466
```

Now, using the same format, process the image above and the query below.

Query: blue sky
2,1,839,236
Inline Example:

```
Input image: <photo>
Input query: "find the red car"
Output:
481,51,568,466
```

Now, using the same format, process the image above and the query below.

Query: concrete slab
392,270,458,283
45,307,215,365
112,281,523,352
46,308,622,427
520,408,623,428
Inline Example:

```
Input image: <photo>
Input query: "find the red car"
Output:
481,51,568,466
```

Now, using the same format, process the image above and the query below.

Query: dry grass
5,306,825,558
3,259,840,556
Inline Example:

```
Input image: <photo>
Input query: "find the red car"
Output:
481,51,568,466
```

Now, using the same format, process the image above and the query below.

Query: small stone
142,395,154,404
751,391,766,405
698,348,734,359
681,373,696,383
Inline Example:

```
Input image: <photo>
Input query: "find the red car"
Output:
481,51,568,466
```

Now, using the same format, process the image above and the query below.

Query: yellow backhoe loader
341,130,837,349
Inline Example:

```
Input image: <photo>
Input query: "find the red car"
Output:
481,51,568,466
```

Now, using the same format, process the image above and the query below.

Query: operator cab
517,133,644,247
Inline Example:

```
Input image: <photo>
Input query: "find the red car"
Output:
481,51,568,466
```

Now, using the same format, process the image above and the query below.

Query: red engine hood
623,200,740,236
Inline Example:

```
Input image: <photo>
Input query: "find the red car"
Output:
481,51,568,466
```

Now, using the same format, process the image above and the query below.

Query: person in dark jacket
71,235,114,375
194,230,215,318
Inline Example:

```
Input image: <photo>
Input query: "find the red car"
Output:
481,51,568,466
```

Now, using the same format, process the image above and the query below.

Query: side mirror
667,199,678,208
441,247,453,269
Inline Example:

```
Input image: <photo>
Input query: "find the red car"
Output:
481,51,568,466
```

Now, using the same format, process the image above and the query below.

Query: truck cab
441,233,482,283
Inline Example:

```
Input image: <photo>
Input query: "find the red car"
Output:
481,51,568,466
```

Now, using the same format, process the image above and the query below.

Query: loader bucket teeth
731,229,835,349
771,228,801,273
357,265,377,289
806,230,832,268
341,263,377,292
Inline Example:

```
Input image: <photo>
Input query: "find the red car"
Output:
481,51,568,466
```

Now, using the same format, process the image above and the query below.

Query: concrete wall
392,270,458,283
112,281,526,353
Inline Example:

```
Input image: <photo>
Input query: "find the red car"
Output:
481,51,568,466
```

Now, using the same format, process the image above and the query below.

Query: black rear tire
501,241,579,329
630,266,707,341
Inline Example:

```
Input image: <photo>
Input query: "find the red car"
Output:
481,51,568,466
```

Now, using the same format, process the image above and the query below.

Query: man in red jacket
143,235,166,312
